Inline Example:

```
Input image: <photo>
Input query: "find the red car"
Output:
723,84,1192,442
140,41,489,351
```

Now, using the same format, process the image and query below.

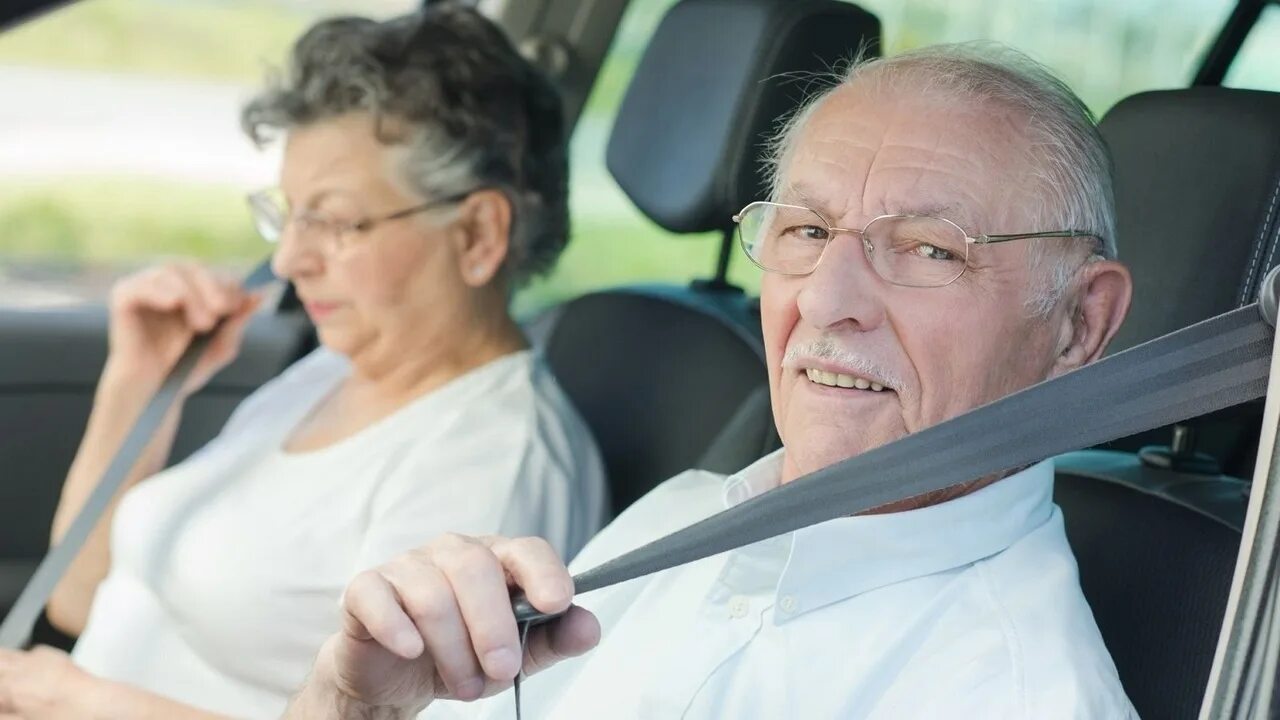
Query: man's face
763,83,1070,484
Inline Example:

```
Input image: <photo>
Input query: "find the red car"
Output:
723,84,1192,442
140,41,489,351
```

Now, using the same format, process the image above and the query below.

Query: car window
1224,5,1280,93
0,0,1248,310
0,0,415,308
515,0,733,315
858,0,1235,116
522,0,1242,312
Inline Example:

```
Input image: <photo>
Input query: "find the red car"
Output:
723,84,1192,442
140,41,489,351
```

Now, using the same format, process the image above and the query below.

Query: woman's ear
1049,259,1133,378
454,189,513,288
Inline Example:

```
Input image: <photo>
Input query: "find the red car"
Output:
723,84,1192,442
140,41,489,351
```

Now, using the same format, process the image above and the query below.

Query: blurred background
0,0,1276,311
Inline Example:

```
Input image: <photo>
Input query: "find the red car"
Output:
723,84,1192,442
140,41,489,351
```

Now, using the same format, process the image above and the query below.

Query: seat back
1096,88,1280,475
606,0,881,232
536,0,880,516
535,289,767,514
1056,87,1280,717
1055,467,1239,720
1104,88,1280,353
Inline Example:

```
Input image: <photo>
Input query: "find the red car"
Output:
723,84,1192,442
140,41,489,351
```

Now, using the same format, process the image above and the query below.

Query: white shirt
430,451,1137,719
72,348,607,719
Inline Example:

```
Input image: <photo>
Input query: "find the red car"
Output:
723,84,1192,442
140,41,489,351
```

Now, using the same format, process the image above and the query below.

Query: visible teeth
804,367,890,392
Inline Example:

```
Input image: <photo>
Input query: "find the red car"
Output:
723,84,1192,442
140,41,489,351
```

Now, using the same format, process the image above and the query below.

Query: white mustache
783,337,903,391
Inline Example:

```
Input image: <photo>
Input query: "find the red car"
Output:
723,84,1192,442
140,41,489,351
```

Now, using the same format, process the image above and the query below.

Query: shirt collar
721,450,786,507
718,449,1056,623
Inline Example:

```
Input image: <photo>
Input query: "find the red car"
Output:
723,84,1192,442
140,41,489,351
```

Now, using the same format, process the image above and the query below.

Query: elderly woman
0,6,606,719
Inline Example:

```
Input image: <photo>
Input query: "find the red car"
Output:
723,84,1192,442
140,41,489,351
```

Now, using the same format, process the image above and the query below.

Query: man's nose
795,233,888,331
269,222,323,281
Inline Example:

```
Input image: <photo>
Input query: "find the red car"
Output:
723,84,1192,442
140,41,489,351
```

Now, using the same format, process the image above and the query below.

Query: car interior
1,0,1279,716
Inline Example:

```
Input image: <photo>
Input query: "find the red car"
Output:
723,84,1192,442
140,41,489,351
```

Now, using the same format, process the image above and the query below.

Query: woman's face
270,112,509,370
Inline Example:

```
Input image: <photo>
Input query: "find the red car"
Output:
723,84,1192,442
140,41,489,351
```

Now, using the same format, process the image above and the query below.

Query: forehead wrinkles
786,92,1037,234
788,129,990,232
790,135,874,219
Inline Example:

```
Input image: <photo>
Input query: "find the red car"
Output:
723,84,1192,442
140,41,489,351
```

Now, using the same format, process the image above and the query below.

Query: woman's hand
288,534,600,718
0,646,95,720
105,262,263,397
0,647,233,720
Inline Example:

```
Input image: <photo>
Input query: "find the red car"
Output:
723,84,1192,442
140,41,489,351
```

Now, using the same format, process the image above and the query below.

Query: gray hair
766,42,1116,316
241,5,570,287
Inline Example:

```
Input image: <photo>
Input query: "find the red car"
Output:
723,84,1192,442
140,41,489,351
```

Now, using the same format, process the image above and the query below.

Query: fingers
341,570,423,660
381,556,486,701
338,535,581,703
171,263,245,333
343,556,491,702
522,606,601,677
112,266,183,316
204,292,263,364
112,263,249,334
172,264,233,331
488,536,575,614
430,535,525,683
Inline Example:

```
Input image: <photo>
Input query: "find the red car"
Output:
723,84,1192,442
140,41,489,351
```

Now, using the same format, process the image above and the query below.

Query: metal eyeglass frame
246,189,475,254
732,200,1107,288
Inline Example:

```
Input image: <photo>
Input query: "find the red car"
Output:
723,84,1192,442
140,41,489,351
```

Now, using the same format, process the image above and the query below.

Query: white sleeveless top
72,348,607,718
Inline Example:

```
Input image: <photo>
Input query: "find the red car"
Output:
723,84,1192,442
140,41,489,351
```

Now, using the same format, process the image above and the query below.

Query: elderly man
286,43,1136,718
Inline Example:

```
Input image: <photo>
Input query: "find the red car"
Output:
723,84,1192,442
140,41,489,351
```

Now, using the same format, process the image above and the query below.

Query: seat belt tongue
511,592,565,626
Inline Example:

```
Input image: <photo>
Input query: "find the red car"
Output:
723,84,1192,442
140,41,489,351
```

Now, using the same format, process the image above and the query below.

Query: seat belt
508,271,1280,716
513,298,1275,624
0,262,278,650
2,259,1275,712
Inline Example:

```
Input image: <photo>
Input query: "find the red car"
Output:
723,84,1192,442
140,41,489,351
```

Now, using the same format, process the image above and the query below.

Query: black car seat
1054,87,1280,720
530,0,880,517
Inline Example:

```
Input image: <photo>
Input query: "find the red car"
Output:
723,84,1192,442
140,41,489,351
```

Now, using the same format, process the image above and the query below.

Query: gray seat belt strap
516,301,1275,620
0,262,277,650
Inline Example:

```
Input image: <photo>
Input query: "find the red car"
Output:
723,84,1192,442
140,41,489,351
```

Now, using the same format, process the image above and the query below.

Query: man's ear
453,189,513,288
1050,259,1133,377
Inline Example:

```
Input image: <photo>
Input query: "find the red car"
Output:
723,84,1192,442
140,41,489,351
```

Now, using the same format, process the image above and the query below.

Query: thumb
232,291,266,324
522,606,600,677
206,293,264,361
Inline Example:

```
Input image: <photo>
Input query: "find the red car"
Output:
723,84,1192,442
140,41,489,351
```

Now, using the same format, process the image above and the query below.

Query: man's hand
0,646,95,720
292,535,601,718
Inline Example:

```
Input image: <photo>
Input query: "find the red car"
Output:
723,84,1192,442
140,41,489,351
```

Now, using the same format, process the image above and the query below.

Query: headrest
606,0,881,234
1102,88,1280,352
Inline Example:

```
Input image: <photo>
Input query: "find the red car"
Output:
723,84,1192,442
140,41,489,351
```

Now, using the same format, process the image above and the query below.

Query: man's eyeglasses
247,189,472,256
733,201,1106,288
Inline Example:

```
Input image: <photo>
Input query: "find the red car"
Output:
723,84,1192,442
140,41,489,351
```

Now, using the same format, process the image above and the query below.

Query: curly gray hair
241,5,570,287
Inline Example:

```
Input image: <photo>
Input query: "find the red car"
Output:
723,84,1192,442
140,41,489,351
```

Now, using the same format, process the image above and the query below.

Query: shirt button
779,595,798,614
728,595,750,619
